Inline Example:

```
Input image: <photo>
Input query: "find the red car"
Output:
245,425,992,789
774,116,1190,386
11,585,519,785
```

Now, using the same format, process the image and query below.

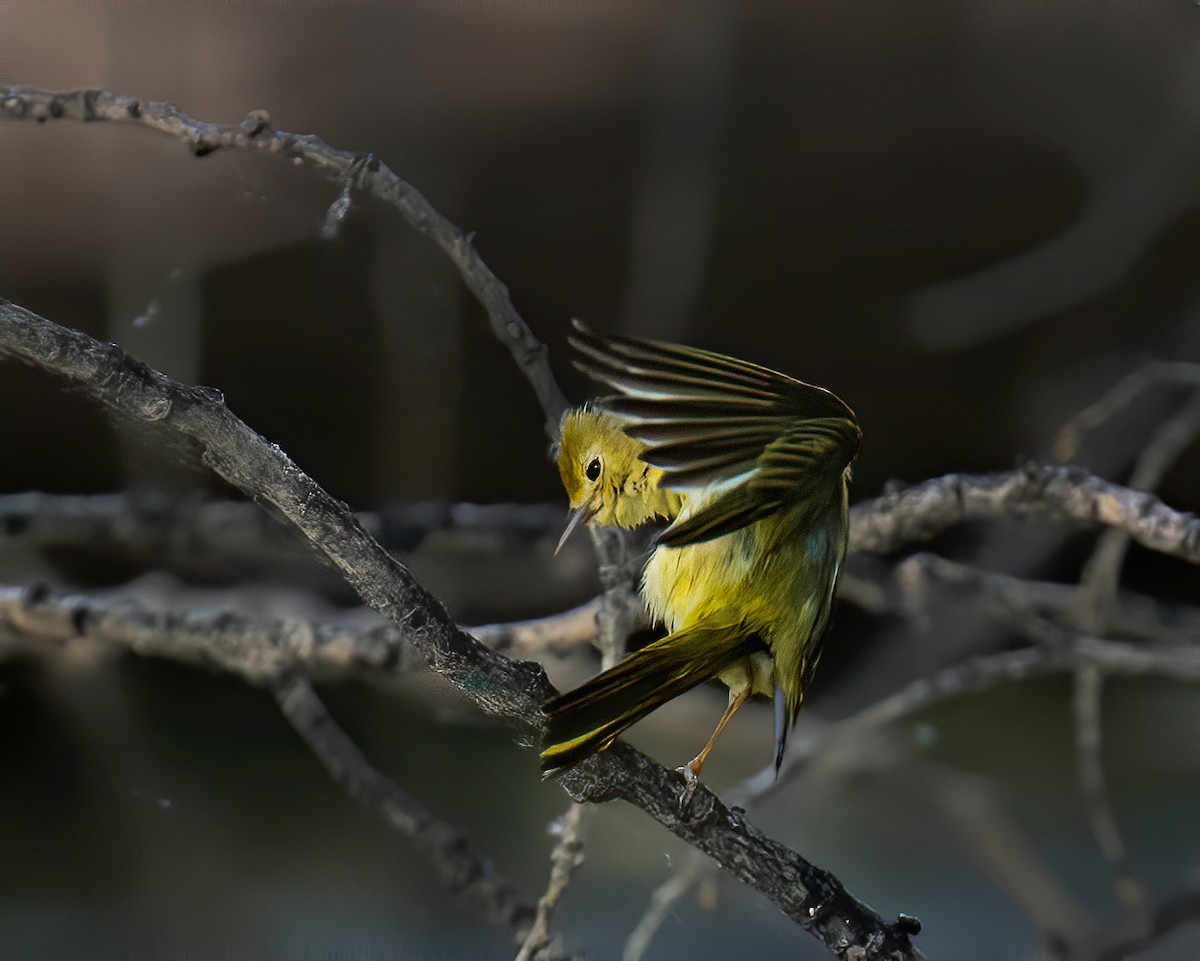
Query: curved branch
849,464,1200,564
1075,390,1200,632
0,84,568,435
0,300,920,960
273,674,536,935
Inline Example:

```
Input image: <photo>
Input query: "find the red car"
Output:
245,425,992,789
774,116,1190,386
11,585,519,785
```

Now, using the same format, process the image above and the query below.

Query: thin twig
1053,360,1200,462
515,803,592,961
273,673,536,937
622,850,710,961
1075,391,1200,633
515,528,643,960
1072,664,1149,919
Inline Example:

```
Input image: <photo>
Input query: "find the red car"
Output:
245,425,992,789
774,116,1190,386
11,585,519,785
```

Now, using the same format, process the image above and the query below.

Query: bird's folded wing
570,319,860,546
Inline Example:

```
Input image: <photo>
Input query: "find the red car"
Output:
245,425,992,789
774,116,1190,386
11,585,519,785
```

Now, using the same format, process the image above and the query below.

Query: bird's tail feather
540,621,764,775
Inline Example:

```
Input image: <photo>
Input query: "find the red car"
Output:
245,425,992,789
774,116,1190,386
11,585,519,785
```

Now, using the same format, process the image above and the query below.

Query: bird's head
553,406,676,552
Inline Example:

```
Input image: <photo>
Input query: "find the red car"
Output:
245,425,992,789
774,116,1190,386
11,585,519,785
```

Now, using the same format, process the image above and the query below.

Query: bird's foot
675,759,703,808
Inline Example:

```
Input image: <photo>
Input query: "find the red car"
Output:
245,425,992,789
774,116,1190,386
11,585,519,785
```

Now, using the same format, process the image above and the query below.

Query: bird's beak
555,503,597,555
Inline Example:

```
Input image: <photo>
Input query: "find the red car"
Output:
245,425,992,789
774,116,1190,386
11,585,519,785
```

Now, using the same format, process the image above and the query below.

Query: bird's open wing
570,320,861,547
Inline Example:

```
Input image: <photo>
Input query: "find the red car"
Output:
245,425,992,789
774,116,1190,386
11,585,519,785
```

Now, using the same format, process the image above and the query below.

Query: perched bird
541,321,860,782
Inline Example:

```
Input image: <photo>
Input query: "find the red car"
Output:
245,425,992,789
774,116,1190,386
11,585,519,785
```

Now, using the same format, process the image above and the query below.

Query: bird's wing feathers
570,320,860,547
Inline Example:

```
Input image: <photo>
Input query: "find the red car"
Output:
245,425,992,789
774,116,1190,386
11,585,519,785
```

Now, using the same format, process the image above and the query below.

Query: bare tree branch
13,83,1196,961
1092,886,1200,961
0,490,568,591
889,553,1200,646
515,802,591,961
1072,664,1149,920
0,84,568,436
272,673,537,937
1053,360,1200,462
466,598,607,657
849,464,1200,564
517,527,644,961
1,300,551,715
0,582,610,677
770,636,1200,798
556,738,922,958
0,299,921,959
0,583,411,681
623,850,710,961
9,460,1200,589
1075,390,1200,633
0,585,540,935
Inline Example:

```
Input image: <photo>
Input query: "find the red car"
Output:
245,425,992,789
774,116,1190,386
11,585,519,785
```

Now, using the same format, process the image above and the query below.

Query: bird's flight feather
569,319,860,547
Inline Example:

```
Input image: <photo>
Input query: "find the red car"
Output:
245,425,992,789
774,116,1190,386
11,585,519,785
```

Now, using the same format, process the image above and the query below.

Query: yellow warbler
541,321,861,782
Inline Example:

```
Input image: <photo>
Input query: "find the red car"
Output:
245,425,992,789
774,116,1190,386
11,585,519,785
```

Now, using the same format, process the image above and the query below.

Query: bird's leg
677,685,751,804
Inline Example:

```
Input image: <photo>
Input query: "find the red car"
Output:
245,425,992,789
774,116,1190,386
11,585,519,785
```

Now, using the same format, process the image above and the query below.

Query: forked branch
0,299,921,960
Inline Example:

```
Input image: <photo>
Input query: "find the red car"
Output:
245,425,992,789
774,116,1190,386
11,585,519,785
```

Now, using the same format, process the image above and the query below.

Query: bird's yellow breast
642,522,759,632
642,488,848,703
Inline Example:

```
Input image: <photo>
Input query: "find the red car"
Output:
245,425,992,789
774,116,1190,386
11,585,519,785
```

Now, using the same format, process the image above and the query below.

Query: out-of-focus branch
0,301,920,960
467,598,608,657
849,463,1200,564
8,460,1200,583
0,583,611,677
622,850,710,961
1072,665,1148,919
1075,390,1200,633
0,583,411,682
0,491,568,590
888,553,1200,646
900,755,1092,946
0,298,550,717
1053,360,1200,462
1060,370,1200,933
515,802,591,961
626,542,1200,956
1091,886,1200,961
0,85,568,435
772,635,1200,793
273,674,536,937
516,527,644,960
0,587,541,934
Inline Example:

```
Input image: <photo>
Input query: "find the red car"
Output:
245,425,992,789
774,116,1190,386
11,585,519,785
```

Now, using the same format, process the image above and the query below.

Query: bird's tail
540,621,765,775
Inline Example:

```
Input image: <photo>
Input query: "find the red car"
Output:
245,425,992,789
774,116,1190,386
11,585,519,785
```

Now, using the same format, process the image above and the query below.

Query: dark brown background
2,2,1199,960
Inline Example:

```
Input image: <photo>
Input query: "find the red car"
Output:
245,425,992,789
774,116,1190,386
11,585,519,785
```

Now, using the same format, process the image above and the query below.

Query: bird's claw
675,761,701,808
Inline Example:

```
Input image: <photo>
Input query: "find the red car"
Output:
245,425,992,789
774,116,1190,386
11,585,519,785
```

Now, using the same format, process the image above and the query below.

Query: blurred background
2,1,1200,959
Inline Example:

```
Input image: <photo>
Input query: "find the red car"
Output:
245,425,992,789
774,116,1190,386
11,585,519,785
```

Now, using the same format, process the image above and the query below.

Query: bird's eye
585,457,602,482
